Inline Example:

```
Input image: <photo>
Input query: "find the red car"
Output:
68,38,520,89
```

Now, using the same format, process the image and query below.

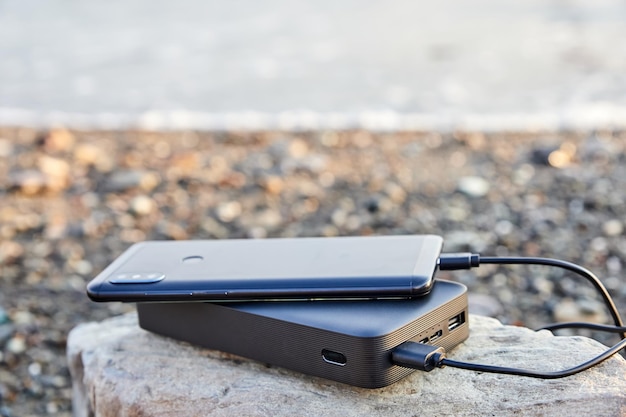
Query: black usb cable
438,253,625,335
391,253,626,379
392,337,626,379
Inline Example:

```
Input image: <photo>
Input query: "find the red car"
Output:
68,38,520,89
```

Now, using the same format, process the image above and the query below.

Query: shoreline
3,109,626,133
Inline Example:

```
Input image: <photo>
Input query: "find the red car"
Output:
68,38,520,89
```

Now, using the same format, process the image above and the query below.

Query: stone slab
67,312,626,417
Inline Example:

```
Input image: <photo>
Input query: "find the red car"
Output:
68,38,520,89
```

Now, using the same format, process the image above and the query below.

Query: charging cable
392,337,626,379
391,253,626,379
438,253,625,335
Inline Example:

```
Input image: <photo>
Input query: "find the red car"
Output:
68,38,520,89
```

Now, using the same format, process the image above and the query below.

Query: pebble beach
1,127,626,416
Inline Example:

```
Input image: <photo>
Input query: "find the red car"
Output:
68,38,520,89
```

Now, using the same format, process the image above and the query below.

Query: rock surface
67,313,626,417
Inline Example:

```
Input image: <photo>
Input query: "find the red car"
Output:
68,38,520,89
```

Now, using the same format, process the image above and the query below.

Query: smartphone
86,234,443,302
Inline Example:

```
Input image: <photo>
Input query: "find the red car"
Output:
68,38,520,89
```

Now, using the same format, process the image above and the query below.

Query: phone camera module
108,272,165,284
182,256,204,264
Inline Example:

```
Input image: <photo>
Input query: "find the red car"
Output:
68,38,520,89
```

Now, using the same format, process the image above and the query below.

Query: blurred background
1,1,626,416
1,0,626,130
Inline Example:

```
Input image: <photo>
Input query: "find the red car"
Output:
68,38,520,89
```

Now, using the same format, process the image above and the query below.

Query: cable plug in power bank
137,280,469,388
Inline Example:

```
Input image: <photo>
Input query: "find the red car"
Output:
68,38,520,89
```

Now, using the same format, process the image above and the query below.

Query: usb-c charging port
448,312,466,331
322,349,347,366
429,330,443,342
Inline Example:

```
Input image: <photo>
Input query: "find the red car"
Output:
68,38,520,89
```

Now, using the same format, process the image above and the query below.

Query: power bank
137,280,469,388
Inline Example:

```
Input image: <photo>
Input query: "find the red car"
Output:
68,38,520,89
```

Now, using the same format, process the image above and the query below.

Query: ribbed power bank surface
137,279,469,388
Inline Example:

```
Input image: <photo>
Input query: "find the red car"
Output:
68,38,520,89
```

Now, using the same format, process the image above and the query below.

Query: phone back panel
87,235,443,302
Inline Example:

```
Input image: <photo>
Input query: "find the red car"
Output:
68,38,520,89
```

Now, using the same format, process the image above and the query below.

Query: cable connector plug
438,253,480,270
391,341,446,372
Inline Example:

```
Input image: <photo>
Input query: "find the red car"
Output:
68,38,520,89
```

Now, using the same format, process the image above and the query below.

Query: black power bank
137,280,469,388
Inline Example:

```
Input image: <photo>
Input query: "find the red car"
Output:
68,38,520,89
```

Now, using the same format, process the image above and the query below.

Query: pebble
12,310,35,326
104,170,161,192
468,293,503,317
216,201,242,223
553,298,608,324
512,164,535,185
262,176,284,195
281,155,327,174
37,156,70,190
40,128,75,152
28,362,42,377
170,152,202,176
457,176,490,198
0,138,13,157
590,237,609,253
0,241,24,264
530,145,560,166
129,195,156,216
46,402,59,414
74,143,115,172
444,230,490,252
253,209,282,229
494,220,514,236
331,208,349,227
200,217,229,239
364,197,381,213
6,336,26,355
8,170,48,195
445,205,469,222
288,138,309,158
606,256,622,273
72,260,93,276
384,182,407,204
602,219,623,237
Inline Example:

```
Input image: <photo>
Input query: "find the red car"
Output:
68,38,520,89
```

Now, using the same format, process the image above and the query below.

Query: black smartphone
86,234,443,302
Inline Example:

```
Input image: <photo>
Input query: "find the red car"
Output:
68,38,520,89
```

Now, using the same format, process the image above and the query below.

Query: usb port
448,312,466,331
429,330,443,342
321,349,347,366
418,337,429,344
